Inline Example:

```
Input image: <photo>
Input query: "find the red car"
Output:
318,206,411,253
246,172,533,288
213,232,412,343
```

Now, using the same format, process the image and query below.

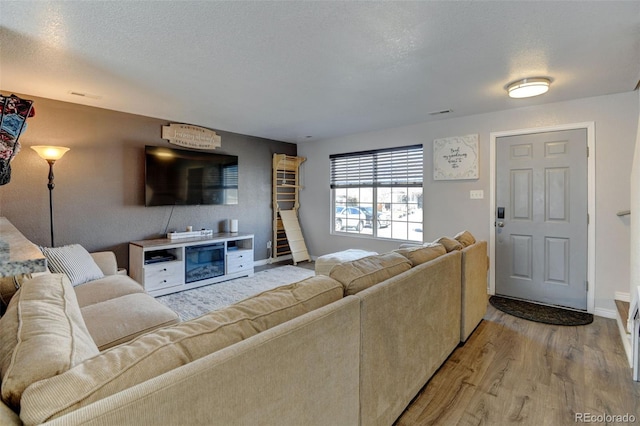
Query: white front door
495,129,588,310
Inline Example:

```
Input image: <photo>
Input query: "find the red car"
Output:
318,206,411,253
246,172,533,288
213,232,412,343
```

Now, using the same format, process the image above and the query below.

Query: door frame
489,122,595,313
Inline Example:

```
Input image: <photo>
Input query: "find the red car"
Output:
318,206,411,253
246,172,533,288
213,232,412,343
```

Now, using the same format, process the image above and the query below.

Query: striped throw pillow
40,245,104,286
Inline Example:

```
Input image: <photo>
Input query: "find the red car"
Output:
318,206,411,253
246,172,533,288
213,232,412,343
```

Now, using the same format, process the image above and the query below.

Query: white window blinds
330,144,423,188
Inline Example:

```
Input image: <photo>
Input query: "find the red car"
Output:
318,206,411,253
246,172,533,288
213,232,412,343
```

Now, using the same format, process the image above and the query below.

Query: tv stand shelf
129,233,254,297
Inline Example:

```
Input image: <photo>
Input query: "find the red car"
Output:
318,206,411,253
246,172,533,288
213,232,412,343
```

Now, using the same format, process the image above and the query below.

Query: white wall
298,92,639,315
630,90,640,315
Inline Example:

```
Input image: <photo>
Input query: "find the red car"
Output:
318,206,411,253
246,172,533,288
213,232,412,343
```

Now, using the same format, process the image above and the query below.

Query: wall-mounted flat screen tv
145,145,238,206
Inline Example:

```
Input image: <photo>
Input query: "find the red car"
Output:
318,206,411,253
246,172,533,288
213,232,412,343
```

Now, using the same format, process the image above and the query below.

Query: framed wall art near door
433,134,479,180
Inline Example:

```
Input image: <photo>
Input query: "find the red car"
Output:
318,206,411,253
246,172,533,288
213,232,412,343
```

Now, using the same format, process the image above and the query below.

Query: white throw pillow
41,244,104,286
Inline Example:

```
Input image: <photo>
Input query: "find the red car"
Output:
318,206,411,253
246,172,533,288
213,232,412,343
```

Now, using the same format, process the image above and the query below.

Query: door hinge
587,146,590,157
587,213,590,224
586,281,589,291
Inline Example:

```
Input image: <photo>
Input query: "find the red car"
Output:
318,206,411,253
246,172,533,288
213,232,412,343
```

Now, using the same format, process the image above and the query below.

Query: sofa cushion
454,230,476,247
19,274,343,424
0,274,31,314
395,243,446,266
41,244,105,286
81,293,181,350
330,252,412,296
73,274,144,308
315,249,378,276
0,274,99,410
434,236,464,252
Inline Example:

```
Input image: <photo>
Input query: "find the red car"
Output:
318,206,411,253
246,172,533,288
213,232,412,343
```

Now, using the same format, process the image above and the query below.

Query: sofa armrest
90,252,118,276
460,241,489,342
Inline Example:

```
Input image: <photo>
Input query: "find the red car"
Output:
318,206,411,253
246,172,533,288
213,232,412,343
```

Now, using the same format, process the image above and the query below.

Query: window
330,144,423,241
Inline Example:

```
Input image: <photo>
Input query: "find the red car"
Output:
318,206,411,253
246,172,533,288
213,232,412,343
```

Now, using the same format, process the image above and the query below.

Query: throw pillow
40,244,104,286
454,230,476,247
0,274,99,409
395,243,446,266
434,236,463,252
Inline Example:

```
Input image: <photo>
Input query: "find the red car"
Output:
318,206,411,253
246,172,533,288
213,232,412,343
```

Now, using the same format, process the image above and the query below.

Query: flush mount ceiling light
507,77,551,99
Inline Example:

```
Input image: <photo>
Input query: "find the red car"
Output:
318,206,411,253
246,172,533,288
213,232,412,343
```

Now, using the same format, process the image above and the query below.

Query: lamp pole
31,146,70,248
46,159,56,247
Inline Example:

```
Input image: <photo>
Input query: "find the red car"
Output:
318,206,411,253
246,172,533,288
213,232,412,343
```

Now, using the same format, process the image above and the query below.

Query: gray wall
298,92,639,316
0,94,296,268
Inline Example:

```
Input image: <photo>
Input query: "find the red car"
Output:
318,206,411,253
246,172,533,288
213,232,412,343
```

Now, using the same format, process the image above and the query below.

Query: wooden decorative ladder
272,154,309,264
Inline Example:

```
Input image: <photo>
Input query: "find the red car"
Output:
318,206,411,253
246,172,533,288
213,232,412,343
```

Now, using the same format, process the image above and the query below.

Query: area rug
489,295,594,326
156,265,315,321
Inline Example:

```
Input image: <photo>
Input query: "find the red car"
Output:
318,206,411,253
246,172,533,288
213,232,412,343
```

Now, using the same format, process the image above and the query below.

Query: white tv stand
129,233,254,297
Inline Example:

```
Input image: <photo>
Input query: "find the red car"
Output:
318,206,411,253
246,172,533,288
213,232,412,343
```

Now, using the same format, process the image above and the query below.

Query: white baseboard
613,301,634,367
616,315,633,367
615,291,631,303
594,307,616,319
593,293,631,319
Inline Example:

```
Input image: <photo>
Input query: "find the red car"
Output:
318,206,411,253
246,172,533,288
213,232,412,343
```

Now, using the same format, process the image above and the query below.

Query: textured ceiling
1,1,638,143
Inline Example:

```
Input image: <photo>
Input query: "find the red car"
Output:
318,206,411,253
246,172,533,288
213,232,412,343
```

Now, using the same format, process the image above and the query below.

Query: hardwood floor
261,260,639,424
395,305,640,426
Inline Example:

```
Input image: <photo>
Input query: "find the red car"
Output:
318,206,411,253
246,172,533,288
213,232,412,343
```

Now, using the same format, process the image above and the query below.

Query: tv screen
145,146,238,206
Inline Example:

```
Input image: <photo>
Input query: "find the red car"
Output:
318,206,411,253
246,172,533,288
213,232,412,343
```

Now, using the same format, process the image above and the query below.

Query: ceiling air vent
428,109,452,116
68,91,102,100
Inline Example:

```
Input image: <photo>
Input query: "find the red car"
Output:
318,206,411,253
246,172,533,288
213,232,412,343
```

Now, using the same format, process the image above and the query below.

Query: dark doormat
490,295,593,326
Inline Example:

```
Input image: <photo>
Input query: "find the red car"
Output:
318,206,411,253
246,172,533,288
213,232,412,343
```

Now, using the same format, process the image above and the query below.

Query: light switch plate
470,190,484,199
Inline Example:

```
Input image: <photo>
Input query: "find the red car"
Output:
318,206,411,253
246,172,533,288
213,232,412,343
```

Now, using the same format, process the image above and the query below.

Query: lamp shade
507,78,551,99
31,146,70,161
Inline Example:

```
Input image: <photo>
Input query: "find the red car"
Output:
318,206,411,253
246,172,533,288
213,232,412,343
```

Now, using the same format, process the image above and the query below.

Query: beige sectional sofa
0,251,180,352
70,251,180,351
0,236,487,426
354,250,462,426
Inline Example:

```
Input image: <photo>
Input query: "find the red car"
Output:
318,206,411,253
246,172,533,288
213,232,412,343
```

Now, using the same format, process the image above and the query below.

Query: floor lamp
31,146,70,247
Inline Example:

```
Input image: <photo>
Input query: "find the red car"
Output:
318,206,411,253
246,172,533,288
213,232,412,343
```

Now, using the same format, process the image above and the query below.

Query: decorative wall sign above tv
433,134,479,180
162,123,221,150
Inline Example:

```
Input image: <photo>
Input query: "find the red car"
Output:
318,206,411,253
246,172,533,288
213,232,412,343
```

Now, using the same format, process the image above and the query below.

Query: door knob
496,222,505,227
